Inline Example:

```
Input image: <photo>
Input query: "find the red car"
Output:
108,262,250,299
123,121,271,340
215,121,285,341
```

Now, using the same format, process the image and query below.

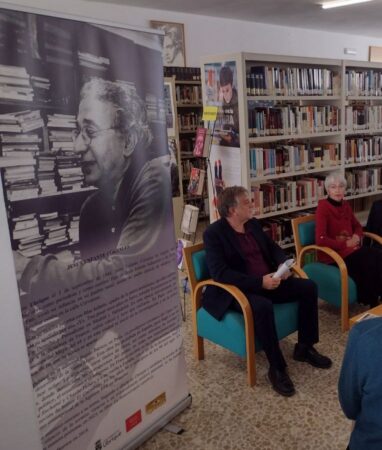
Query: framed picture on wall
150,20,186,67
369,46,382,62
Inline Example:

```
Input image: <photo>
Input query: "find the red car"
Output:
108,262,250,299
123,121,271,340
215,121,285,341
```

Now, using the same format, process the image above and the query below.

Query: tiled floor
138,265,367,450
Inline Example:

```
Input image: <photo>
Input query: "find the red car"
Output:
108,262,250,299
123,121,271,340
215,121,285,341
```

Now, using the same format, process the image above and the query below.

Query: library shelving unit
164,75,184,238
343,59,382,224
200,52,382,249
164,66,208,219
201,53,343,249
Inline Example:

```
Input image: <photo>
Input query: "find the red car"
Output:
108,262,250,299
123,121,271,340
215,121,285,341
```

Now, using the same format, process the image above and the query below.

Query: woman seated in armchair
315,171,382,307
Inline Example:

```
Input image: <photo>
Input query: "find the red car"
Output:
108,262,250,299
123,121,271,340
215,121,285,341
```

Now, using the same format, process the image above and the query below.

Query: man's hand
262,273,281,290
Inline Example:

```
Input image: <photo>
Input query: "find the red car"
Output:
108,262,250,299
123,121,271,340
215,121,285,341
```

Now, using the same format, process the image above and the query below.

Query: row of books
164,66,201,81
246,65,340,97
345,168,382,195
248,105,340,137
78,51,110,72
345,105,382,131
179,137,196,156
249,143,340,178
261,216,294,247
3,155,85,201
181,157,207,179
250,177,326,216
11,212,79,257
176,85,202,105
345,70,382,96
345,137,382,164
178,112,202,132
0,64,33,102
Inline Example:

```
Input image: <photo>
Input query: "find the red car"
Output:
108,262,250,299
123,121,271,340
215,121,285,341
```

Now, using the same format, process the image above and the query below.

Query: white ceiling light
321,0,373,9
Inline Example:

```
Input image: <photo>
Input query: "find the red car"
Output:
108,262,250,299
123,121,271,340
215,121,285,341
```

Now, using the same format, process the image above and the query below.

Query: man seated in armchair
203,186,332,396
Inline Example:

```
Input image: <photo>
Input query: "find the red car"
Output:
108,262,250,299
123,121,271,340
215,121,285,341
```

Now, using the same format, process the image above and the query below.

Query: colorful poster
203,61,240,148
0,8,188,450
207,145,242,221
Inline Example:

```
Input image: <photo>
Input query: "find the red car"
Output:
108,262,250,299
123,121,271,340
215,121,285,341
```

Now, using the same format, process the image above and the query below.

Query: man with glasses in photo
16,77,171,283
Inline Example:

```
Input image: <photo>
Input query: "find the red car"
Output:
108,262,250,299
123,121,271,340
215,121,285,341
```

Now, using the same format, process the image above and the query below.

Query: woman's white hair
324,171,347,191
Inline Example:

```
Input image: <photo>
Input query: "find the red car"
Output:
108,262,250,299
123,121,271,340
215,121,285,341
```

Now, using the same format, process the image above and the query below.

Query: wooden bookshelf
165,66,208,223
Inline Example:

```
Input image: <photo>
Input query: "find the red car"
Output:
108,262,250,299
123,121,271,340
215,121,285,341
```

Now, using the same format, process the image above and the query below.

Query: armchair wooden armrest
364,231,382,246
192,279,255,386
291,264,308,279
298,244,349,332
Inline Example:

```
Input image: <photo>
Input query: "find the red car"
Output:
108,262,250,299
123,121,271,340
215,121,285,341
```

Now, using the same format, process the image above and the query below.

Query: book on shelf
193,127,212,157
181,204,199,235
187,167,206,196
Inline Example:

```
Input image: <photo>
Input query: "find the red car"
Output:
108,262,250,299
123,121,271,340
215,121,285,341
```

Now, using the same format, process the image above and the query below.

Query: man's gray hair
218,186,248,218
80,77,153,150
324,171,347,191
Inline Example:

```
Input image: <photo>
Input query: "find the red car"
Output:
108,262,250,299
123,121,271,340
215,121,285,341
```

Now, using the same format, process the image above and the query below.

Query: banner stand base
121,394,192,450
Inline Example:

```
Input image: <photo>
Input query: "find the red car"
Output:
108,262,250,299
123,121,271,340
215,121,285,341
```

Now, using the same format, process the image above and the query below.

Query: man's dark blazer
203,217,287,320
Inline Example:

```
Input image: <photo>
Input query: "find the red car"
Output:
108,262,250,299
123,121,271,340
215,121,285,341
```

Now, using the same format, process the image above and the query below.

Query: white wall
4,0,382,65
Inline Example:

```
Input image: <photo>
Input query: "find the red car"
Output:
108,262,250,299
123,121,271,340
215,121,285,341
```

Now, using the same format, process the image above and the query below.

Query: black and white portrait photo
151,20,186,67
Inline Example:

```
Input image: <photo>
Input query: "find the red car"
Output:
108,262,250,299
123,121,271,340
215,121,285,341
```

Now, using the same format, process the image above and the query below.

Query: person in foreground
339,317,382,450
315,171,382,307
203,186,332,397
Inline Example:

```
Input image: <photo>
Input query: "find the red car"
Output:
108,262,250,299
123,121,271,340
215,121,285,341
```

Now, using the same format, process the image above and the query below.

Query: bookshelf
164,75,183,238
201,53,382,249
164,66,208,220
343,60,382,219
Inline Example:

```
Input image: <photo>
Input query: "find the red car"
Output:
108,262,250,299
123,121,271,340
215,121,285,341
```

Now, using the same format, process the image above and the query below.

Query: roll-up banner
0,5,189,450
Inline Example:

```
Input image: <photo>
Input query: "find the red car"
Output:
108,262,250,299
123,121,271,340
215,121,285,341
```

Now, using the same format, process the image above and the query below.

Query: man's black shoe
293,344,332,369
268,367,295,397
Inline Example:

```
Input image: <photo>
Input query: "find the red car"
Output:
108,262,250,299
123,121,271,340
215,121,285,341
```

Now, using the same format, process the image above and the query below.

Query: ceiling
92,0,382,38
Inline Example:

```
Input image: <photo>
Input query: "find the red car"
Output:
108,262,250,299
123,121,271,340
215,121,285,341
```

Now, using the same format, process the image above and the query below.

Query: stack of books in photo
68,215,80,243
40,212,69,250
11,213,43,257
36,153,57,195
31,76,51,104
56,152,84,191
78,51,110,72
0,64,33,102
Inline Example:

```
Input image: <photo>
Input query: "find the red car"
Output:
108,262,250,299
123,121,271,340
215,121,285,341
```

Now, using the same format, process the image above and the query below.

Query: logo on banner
145,392,167,414
125,410,142,432
94,430,121,448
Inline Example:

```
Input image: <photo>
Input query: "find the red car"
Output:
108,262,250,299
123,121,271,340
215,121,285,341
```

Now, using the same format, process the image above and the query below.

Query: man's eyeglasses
72,125,116,145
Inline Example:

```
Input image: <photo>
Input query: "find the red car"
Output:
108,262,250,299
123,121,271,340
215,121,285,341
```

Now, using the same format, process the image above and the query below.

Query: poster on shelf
0,7,188,450
203,60,240,148
207,145,242,221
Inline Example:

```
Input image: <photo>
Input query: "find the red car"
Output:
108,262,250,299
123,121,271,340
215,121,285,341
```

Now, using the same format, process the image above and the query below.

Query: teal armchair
183,242,305,387
291,214,382,332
